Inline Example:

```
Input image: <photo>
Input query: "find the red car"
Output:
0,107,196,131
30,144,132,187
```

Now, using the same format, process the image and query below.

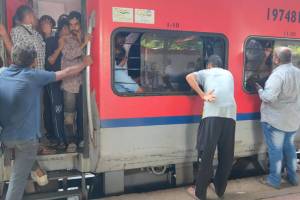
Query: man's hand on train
83,56,93,67
0,24,8,38
255,82,263,91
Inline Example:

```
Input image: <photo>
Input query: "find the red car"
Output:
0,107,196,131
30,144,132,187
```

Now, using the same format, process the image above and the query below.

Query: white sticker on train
112,7,134,23
135,9,155,24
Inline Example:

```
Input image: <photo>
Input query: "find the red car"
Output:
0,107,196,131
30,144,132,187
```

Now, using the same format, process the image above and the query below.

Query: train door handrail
86,10,96,147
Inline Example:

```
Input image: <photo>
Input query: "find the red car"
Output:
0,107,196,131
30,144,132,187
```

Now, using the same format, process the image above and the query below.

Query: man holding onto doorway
0,44,92,200
61,11,90,152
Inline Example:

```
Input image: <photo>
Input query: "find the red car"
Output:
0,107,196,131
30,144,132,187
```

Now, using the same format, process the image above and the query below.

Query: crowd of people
0,3,300,200
0,4,92,200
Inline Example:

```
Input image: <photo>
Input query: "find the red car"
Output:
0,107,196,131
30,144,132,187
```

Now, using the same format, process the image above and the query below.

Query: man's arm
186,73,215,102
55,56,93,81
48,37,65,65
257,73,282,103
80,34,92,49
0,24,12,54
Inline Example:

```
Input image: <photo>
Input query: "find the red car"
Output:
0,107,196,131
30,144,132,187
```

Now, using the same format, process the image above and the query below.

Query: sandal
38,146,56,155
186,186,201,200
31,168,49,186
66,143,77,153
56,142,67,150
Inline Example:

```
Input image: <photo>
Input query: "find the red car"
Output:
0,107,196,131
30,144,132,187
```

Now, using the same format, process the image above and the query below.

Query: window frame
111,27,229,97
243,35,300,94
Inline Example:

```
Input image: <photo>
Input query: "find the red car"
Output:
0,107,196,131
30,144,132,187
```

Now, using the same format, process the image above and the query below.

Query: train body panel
91,0,300,172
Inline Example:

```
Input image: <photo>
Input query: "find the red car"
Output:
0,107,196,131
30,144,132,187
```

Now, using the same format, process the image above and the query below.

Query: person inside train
61,11,91,153
11,5,45,70
40,14,69,150
115,32,141,82
256,47,300,189
195,57,205,71
245,40,273,92
162,59,176,90
39,15,56,39
185,55,236,200
0,44,92,200
114,47,143,93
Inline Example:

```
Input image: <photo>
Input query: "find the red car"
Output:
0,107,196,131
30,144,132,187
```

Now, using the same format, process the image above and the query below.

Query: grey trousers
3,139,39,200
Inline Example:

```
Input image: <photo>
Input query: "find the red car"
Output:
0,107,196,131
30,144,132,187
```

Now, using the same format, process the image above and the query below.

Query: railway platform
98,172,300,200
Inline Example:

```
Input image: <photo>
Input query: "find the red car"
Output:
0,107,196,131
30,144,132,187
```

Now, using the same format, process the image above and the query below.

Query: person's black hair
39,15,56,27
207,55,223,68
68,11,81,25
12,15,20,27
15,5,34,23
115,47,126,66
56,14,69,37
11,45,37,67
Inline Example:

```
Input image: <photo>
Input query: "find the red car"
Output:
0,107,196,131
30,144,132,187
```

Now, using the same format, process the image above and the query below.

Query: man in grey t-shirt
186,55,236,200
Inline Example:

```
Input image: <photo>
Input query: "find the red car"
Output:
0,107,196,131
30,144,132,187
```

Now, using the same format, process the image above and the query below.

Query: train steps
23,170,88,200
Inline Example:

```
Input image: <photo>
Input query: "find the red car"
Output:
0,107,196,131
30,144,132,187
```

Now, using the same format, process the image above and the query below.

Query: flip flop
38,146,56,155
186,186,201,200
66,143,77,153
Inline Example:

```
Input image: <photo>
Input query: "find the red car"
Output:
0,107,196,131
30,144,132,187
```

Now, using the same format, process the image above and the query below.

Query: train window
244,37,300,93
112,29,227,96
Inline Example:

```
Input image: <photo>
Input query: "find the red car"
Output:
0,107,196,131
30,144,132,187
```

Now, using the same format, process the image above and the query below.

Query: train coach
1,0,300,198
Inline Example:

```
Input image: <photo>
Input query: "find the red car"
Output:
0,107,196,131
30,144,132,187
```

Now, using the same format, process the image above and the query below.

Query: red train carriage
1,0,300,198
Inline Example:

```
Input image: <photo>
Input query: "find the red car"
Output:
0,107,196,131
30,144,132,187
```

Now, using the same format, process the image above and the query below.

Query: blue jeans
262,122,298,188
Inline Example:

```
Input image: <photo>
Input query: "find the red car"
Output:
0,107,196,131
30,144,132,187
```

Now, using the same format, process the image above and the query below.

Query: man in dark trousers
185,55,236,200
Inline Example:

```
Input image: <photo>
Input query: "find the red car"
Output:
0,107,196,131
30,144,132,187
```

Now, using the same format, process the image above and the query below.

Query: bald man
257,47,300,189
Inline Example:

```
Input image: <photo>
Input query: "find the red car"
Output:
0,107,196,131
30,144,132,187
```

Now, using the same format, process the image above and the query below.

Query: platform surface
98,173,300,200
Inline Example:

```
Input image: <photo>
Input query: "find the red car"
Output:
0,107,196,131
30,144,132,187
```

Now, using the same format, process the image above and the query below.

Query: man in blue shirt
0,45,92,200
114,47,142,93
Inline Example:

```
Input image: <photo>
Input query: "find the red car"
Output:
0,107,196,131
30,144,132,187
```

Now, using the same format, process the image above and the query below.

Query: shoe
38,146,56,155
31,169,49,186
259,177,280,189
283,175,299,186
78,141,84,148
56,142,67,150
